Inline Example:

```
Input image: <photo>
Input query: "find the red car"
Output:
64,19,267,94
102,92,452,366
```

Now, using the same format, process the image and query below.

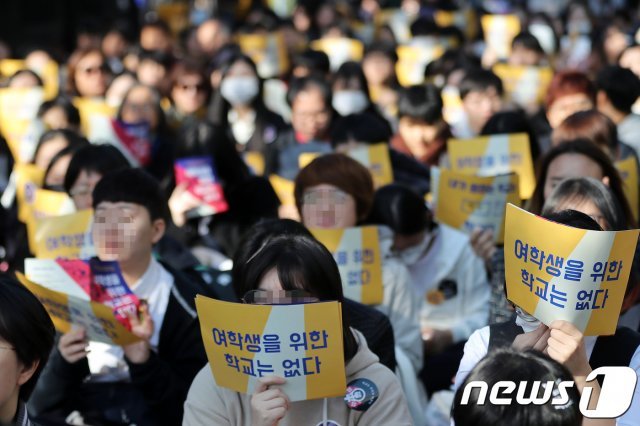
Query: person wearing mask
369,183,490,395
208,54,286,157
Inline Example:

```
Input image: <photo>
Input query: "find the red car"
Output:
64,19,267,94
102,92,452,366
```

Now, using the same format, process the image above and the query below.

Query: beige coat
183,330,413,426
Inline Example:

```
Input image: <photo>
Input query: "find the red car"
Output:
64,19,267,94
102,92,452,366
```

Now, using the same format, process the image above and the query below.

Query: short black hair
512,31,545,54
459,69,504,99
541,209,603,231
398,84,444,123
92,168,169,223
0,273,55,400
286,75,332,108
481,110,541,162
453,349,582,426
292,49,330,76
37,96,81,128
63,144,131,194
369,184,432,235
331,112,393,147
596,65,640,114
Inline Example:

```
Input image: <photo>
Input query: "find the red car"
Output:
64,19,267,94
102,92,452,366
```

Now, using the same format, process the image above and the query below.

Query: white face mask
220,76,259,107
515,306,541,332
332,90,369,116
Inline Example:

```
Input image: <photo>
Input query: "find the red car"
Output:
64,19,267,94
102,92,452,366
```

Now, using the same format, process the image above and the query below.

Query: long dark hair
233,219,359,362
527,139,634,228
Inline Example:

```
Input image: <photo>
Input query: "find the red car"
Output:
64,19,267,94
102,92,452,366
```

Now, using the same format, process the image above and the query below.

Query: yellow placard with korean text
14,163,45,223
16,272,139,346
311,37,364,71
396,43,445,87
447,133,535,200
33,209,95,259
0,59,59,100
493,64,553,109
435,171,520,243
196,296,346,401
311,226,384,305
238,32,289,79
504,204,639,335
24,188,75,251
0,87,45,163
615,157,639,222
269,174,296,207
73,97,117,138
298,144,393,189
481,14,521,60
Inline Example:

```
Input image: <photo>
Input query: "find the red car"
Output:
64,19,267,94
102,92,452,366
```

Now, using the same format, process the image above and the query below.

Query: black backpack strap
590,326,640,369
488,317,523,351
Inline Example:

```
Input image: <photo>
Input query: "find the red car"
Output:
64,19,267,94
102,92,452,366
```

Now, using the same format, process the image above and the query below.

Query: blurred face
74,52,108,97
363,52,394,86
140,27,171,53
291,87,331,141
196,20,229,55
70,170,102,210
9,72,40,88
555,197,608,230
301,184,358,229
462,87,502,134
102,31,127,58
398,117,439,158
137,60,167,89
171,73,207,115
509,45,543,67
604,27,630,64
44,154,72,190
619,46,640,78
546,93,594,129
41,106,70,131
544,153,604,199
92,202,164,267
34,136,68,170
121,86,159,129
0,337,34,422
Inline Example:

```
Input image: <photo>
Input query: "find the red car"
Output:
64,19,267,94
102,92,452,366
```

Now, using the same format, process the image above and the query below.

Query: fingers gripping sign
251,376,290,426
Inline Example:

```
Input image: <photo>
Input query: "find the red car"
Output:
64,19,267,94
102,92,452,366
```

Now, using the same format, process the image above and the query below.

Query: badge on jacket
426,279,458,305
345,378,379,412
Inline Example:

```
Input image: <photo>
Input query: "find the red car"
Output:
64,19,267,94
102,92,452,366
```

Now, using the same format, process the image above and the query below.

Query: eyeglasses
123,102,155,113
302,188,350,205
242,289,320,305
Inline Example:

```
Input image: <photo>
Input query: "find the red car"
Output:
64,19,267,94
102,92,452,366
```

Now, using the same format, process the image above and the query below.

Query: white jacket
391,224,490,344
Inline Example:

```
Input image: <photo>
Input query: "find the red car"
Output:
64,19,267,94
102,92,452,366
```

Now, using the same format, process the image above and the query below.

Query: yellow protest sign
33,209,94,259
244,151,265,176
0,87,45,163
311,37,364,71
17,272,139,345
156,3,189,35
481,14,521,60
396,43,445,87
196,296,346,401
447,133,535,200
310,226,384,305
0,59,59,100
73,97,117,138
435,171,520,243
14,163,45,223
23,188,75,250
238,32,289,79
269,174,296,206
441,85,465,128
493,64,553,109
504,204,639,335
615,157,639,222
